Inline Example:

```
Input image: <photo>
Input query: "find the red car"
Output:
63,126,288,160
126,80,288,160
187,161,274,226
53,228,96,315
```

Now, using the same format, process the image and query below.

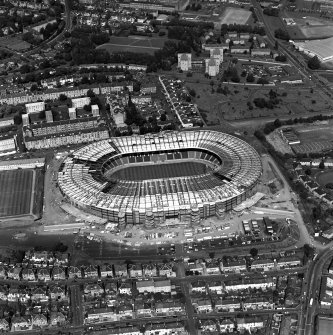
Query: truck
309,298,313,306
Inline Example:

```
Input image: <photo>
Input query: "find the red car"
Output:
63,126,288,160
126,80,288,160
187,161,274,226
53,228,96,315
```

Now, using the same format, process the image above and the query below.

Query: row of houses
200,317,266,334
89,316,266,335
159,76,203,128
88,322,188,335
185,255,302,276
0,313,67,332
192,295,274,314
0,284,68,303
0,262,176,282
295,164,333,207
190,276,276,295
85,298,186,324
83,279,173,297
23,124,109,150
0,134,17,156
83,279,185,323
0,82,139,106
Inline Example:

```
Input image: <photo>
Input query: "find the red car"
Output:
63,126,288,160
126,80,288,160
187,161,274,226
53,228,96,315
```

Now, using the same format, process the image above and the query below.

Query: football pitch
0,169,34,218
318,316,333,335
110,161,210,181
97,36,168,55
220,7,252,25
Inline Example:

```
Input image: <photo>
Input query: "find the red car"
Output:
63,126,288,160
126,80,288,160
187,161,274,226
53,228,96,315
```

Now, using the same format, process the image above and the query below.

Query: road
261,154,315,249
70,285,84,326
298,248,333,335
21,0,71,58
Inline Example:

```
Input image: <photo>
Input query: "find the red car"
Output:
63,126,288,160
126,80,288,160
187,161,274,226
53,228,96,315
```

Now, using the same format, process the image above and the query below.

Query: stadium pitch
110,161,211,181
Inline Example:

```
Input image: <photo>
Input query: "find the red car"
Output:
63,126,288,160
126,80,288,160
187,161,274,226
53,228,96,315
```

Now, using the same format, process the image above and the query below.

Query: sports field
297,125,333,142
316,170,333,187
97,36,167,55
220,7,252,25
292,124,333,154
0,36,31,51
0,170,34,218
286,16,333,39
110,161,211,181
318,316,333,335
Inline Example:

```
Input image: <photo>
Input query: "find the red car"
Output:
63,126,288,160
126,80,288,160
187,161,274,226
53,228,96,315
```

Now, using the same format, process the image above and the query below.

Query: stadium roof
57,130,262,224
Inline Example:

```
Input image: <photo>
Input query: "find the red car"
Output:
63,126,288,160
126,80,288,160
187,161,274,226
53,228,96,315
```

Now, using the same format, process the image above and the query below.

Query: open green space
296,124,333,143
220,7,252,25
97,36,168,55
316,170,333,187
285,14,333,39
318,316,333,335
0,169,33,218
181,73,331,122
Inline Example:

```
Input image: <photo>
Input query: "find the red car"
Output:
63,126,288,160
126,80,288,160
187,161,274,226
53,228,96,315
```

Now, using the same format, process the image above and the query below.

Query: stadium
57,130,262,227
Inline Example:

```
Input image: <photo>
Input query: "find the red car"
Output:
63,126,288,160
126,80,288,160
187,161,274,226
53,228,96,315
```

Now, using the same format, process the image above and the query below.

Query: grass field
285,15,333,39
182,72,331,122
296,124,333,142
316,170,333,187
0,36,31,51
111,161,210,181
0,168,45,220
291,123,333,154
97,36,168,55
0,170,33,218
318,316,333,335
320,72,333,83
220,7,252,25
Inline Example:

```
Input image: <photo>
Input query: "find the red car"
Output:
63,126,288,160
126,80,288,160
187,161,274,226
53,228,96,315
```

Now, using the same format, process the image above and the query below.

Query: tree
54,242,68,252
38,110,46,119
59,94,67,101
303,244,314,261
30,84,38,92
250,248,258,258
312,205,322,220
14,114,22,125
263,7,279,16
274,118,281,128
87,89,95,98
246,73,255,83
253,97,266,108
275,54,287,62
160,113,167,122
305,168,311,175
319,160,325,169
189,89,196,97
308,56,320,70
81,76,90,85
274,28,290,40
257,77,269,85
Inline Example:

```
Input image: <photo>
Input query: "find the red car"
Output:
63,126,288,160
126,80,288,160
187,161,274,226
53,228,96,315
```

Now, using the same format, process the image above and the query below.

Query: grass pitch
220,7,252,25
97,36,168,55
318,316,333,335
110,161,210,181
0,169,33,218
